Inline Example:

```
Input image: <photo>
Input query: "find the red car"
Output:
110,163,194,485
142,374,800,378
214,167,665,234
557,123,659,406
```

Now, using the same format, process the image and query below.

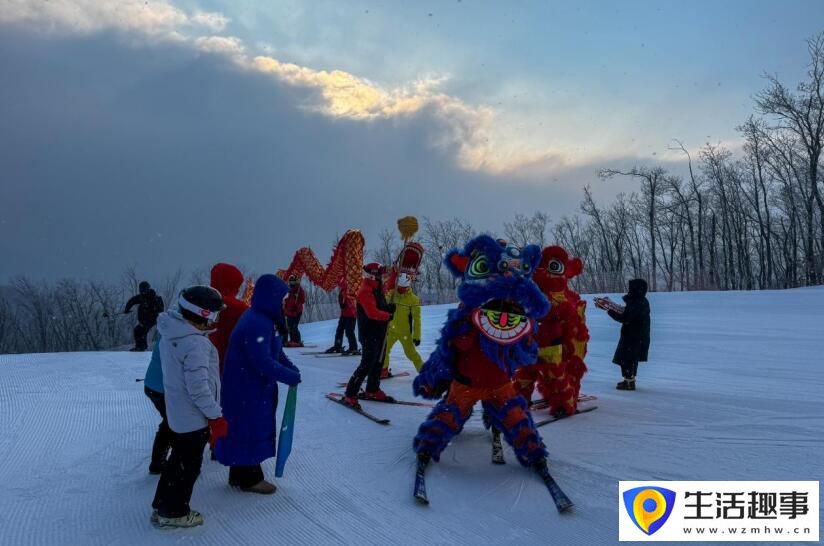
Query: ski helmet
138,281,151,293
178,285,225,325
363,263,386,280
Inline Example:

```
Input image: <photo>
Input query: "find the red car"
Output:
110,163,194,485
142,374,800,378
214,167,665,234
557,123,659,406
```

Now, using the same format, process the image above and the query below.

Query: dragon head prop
533,245,584,294
446,235,549,346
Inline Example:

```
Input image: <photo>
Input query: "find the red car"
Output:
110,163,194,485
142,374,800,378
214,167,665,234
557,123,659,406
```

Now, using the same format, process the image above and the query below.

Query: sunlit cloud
0,0,225,39
0,0,607,177
195,35,244,57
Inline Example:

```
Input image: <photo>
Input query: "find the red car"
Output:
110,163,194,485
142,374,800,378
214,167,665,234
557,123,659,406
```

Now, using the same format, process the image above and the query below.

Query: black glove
413,339,421,347
386,303,397,314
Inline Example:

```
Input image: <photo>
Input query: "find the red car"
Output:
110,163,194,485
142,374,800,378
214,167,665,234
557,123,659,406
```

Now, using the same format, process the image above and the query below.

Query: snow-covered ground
0,288,822,545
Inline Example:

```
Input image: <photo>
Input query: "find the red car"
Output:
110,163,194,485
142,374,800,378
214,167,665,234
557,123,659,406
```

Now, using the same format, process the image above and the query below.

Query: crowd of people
130,246,650,530
138,264,301,529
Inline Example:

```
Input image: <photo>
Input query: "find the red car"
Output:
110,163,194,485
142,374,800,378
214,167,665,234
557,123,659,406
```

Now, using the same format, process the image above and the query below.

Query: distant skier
143,335,169,475
381,273,423,377
342,263,396,408
208,263,248,375
324,282,359,355
151,286,228,529
217,274,301,494
283,275,305,347
594,278,651,391
124,281,164,351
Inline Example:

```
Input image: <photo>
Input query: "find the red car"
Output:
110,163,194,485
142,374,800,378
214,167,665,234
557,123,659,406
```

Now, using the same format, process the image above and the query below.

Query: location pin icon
633,489,667,534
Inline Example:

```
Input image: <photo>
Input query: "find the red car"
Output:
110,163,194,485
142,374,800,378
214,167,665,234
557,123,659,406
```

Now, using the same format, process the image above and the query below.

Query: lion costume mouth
472,299,532,345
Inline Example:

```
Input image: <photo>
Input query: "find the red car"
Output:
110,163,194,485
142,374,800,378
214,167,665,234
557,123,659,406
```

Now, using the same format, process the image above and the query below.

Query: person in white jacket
150,286,228,529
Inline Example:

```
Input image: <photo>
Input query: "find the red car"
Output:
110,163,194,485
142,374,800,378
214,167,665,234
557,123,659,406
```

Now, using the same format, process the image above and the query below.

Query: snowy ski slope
0,288,822,545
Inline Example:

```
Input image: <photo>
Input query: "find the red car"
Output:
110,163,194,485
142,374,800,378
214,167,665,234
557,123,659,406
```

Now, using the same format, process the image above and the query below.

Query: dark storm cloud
0,27,627,282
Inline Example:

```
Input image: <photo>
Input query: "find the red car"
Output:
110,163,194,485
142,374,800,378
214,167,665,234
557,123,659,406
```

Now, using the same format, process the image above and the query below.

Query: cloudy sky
1,0,822,282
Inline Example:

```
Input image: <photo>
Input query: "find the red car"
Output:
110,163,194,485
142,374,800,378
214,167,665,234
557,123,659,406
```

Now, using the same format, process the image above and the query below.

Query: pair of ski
325,392,433,425
334,371,410,387
300,350,358,357
529,394,597,411
535,405,598,427
414,446,574,513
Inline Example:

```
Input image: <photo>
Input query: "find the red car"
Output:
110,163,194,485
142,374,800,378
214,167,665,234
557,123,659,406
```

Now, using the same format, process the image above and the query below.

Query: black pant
134,321,155,350
620,360,639,379
144,387,172,470
229,465,264,488
334,317,358,351
152,427,209,518
345,323,388,397
286,315,302,344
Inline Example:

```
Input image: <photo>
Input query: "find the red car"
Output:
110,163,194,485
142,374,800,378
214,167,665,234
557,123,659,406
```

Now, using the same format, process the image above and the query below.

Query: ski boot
342,347,361,356
532,457,550,476
152,510,204,529
341,395,362,410
414,452,431,504
616,377,636,391
324,345,342,354
380,368,392,379
360,390,396,403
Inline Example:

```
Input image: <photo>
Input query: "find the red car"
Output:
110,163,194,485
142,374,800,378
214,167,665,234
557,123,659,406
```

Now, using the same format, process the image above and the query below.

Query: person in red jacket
283,275,305,347
342,263,395,408
325,280,360,355
209,263,249,376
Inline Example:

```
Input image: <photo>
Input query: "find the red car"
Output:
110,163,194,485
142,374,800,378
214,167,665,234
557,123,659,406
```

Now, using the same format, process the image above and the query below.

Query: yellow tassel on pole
397,216,418,241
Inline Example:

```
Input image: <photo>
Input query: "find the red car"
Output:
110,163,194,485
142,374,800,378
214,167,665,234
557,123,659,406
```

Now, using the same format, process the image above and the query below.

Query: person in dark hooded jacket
216,274,301,494
209,263,248,376
596,278,651,391
124,281,164,351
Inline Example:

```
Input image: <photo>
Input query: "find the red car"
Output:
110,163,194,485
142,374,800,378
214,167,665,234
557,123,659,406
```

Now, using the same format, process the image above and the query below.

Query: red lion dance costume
514,245,589,417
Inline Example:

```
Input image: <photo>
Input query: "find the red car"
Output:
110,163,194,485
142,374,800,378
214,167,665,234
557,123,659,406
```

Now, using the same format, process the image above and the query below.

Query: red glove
208,417,229,447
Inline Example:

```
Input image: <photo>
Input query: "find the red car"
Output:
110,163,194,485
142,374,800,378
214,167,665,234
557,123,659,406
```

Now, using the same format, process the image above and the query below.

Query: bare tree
755,32,824,283
600,166,667,291
503,211,550,247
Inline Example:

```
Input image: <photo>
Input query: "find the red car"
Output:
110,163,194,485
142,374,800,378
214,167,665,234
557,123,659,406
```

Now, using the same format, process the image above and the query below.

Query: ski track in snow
0,288,822,545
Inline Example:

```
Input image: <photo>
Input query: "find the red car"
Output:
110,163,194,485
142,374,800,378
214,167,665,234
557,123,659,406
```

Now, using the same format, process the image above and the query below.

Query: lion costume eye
467,255,491,279
549,259,564,275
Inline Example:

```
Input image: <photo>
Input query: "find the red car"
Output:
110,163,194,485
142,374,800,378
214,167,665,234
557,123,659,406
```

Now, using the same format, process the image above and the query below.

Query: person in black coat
595,278,650,391
343,263,395,407
124,281,165,351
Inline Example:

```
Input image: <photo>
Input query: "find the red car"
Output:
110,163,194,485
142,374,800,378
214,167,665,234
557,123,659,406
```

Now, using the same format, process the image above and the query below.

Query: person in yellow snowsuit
382,273,423,377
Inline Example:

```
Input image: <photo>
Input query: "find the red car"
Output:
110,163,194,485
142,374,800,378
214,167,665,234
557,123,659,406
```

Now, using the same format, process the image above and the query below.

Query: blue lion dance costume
413,235,551,470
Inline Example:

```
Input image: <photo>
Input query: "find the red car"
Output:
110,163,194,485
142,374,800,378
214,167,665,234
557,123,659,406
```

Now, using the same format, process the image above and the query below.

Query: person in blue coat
216,274,302,494
144,335,170,475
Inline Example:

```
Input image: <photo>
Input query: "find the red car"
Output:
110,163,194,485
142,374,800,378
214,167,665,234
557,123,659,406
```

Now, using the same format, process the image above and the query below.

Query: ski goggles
178,295,222,322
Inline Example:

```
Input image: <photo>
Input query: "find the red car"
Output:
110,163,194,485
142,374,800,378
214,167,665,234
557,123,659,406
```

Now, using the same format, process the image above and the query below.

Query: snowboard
275,385,297,477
